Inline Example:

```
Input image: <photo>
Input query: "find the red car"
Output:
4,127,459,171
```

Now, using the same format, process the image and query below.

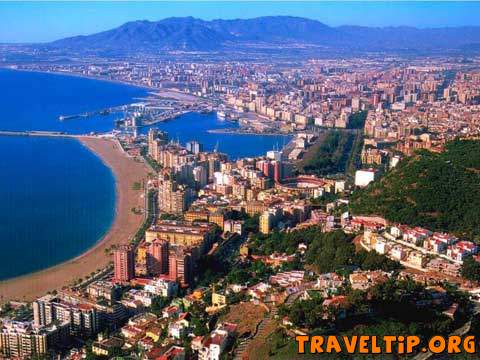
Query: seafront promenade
0,136,149,302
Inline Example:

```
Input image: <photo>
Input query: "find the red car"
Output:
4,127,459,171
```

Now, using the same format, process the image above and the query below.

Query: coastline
207,128,293,137
0,137,148,302
0,66,156,92
1,67,207,103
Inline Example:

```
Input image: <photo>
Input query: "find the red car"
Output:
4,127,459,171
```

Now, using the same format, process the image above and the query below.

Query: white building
223,220,244,235
375,237,388,255
390,245,405,261
390,155,401,168
266,150,282,161
198,323,237,360
355,169,378,187
143,278,178,298
335,180,346,193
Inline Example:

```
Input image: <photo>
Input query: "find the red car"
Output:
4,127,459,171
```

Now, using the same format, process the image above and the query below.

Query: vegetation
347,110,368,129
159,213,183,221
298,130,356,176
461,256,480,281
350,140,480,238
131,189,156,246
225,260,274,285
150,296,171,316
249,227,401,274
130,207,142,215
140,146,162,173
346,130,364,176
229,210,259,234
275,279,470,358
132,181,142,190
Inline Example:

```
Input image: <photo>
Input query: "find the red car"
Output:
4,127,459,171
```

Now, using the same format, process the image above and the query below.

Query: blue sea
0,68,288,280
145,112,289,159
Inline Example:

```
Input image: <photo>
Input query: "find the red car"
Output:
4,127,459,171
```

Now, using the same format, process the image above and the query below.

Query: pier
0,130,98,139
139,109,190,126
58,105,124,121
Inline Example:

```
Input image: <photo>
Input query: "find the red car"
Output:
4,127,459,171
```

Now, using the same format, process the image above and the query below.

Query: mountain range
49,16,480,53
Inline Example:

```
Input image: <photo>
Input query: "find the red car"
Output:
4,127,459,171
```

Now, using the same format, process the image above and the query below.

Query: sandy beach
0,137,148,302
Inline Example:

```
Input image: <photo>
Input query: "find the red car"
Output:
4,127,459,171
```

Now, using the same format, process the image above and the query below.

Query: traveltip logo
296,335,477,355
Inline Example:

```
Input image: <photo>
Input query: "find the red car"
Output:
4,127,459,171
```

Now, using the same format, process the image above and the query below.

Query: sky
1,1,480,43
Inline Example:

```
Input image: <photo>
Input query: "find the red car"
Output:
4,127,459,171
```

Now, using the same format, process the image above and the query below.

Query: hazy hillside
48,16,480,53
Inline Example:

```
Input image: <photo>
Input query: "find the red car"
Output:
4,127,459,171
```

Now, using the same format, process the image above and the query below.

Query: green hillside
350,139,480,238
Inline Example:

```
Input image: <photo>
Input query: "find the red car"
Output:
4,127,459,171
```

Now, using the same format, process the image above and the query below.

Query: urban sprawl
2,55,480,359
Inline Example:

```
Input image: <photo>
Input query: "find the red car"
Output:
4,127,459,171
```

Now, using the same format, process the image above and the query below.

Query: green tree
461,256,480,281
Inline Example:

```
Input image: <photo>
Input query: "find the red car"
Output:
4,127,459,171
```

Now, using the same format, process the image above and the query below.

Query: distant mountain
50,17,229,51
49,16,480,53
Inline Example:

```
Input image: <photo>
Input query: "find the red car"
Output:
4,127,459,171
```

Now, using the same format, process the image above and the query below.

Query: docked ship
217,111,226,120
58,114,80,121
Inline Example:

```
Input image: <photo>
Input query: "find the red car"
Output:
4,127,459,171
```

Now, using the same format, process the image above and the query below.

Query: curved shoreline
1,66,156,93
0,137,148,302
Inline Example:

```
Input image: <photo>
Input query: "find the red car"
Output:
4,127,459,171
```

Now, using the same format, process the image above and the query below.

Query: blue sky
1,1,480,43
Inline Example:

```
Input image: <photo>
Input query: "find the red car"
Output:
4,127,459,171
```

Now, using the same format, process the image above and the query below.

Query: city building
0,320,69,359
168,245,193,288
113,245,135,283
145,220,216,254
186,141,203,154
147,239,169,276
33,294,100,337
354,169,379,187
158,171,195,214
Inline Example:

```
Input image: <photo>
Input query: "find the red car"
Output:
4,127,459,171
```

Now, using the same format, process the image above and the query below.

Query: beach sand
0,137,148,302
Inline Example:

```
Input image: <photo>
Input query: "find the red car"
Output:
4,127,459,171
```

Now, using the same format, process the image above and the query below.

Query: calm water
0,69,145,280
146,112,290,159
0,136,116,280
0,69,145,134
0,68,288,280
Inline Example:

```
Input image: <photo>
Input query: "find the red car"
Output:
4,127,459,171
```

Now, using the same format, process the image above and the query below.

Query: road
413,303,480,360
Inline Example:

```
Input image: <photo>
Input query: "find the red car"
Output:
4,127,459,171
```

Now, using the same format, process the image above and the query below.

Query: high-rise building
33,294,100,337
145,220,216,254
262,161,273,178
148,239,169,275
193,165,208,189
352,97,361,111
266,150,282,161
158,171,194,214
34,292,127,337
135,243,149,276
186,141,203,154
259,208,283,234
148,128,168,161
0,320,69,359
273,161,282,183
259,211,273,235
168,246,193,288
113,245,135,283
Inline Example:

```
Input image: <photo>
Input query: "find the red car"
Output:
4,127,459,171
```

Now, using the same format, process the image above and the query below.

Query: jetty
58,105,125,121
0,130,97,139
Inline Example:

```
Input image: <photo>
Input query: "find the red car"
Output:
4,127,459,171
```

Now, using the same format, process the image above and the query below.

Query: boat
58,114,80,121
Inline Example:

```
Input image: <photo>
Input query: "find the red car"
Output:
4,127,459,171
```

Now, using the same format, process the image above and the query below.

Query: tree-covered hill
350,139,480,238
